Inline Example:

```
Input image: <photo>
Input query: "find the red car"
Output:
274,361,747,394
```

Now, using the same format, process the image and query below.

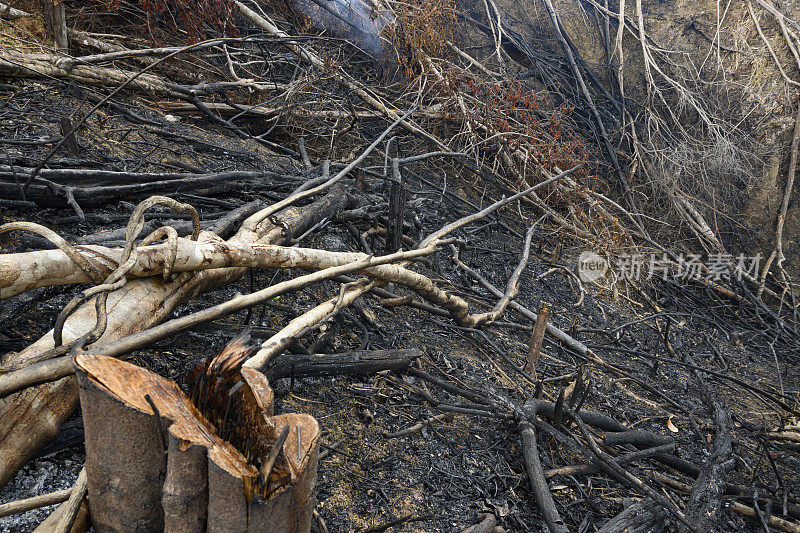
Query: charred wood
265,348,421,380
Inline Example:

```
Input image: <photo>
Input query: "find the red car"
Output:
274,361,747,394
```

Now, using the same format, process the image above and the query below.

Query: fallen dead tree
0,184,351,489
2,0,799,529
0,149,581,495
0,46,280,98
0,1,29,18
0,51,185,97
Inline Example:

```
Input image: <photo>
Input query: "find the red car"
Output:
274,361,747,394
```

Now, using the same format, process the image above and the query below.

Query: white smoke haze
288,0,395,59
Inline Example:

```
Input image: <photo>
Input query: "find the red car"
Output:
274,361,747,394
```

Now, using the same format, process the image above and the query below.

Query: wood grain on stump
74,336,319,533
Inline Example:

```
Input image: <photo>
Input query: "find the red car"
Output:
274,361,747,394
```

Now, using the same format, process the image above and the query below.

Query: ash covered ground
1,36,799,532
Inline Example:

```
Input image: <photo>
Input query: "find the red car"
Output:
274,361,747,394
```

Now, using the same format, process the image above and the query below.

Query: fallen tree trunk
3,168,574,343
0,239,435,299
0,187,349,489
1,237,491,328
0,51,182,96
265,348,421,380
0,2,30,18
597,499,669,533
0,48,278,99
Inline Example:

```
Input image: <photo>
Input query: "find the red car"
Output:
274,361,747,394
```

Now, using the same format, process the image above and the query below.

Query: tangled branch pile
1,0,800,530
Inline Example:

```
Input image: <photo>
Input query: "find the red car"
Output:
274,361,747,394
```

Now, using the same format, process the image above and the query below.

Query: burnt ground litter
1,75,800,533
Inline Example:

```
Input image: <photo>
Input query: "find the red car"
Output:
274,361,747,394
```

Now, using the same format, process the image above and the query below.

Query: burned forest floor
2,0,800,530
1,79,799,533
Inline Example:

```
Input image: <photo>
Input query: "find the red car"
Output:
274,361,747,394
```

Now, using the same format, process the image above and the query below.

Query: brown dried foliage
463,76,593,182
438,69,629,247
106,0,237,41
389,0,456,76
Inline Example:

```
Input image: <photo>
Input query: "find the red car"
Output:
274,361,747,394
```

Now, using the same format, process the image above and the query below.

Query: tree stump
42,0,68,53
74,334,320,532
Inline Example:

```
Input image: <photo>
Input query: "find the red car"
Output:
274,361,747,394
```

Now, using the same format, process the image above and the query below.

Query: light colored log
0,239,406,299
67,29,128,54
0,489,72,518
0,2,31,18
0,188,349,490
0,51,180,96
0,238,481,330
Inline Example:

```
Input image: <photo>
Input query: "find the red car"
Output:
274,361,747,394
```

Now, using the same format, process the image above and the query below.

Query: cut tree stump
42,0,68,53
74,334,319,532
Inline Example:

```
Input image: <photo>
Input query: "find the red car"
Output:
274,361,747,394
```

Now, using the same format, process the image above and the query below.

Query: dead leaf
667,415,679,433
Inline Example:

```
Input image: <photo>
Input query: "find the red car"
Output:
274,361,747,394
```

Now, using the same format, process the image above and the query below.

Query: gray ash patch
0,450,83,532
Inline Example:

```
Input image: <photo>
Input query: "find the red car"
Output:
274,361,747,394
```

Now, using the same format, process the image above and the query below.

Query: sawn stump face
75,351,320,533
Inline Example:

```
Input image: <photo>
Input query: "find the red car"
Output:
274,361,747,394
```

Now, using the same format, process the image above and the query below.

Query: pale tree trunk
0,187,349,489
42,0,68,53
